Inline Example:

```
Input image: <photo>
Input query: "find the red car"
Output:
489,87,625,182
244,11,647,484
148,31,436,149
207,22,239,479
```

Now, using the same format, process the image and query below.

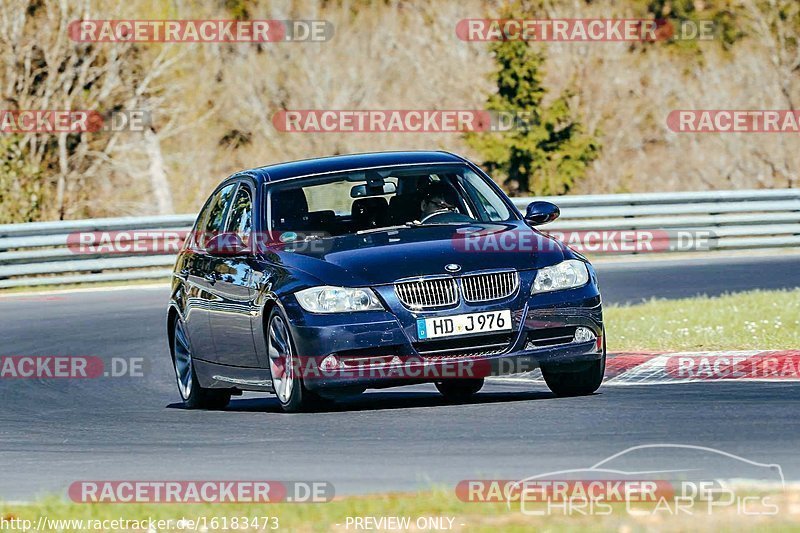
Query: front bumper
282,279,604,391
300,338,603,390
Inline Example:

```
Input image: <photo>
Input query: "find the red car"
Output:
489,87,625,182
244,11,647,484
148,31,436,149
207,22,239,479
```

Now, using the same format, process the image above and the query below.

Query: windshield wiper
355,220,473,235
355,223,420,235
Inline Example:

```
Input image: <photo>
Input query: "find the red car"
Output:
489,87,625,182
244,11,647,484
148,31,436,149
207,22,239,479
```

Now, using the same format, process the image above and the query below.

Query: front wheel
171,316,231,410
435,378,484,401
542,334,606,397
267,308,324,413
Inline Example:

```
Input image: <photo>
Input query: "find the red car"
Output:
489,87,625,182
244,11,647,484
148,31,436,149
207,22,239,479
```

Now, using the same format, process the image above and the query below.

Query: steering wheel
420,210,474,224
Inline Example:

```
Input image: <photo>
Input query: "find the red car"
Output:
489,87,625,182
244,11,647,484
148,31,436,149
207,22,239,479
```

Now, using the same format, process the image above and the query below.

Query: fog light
573,327,596,343
320,354,340,371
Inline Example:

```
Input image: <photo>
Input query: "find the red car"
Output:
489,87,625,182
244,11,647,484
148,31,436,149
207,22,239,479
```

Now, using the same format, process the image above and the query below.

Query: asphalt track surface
1,254,799,500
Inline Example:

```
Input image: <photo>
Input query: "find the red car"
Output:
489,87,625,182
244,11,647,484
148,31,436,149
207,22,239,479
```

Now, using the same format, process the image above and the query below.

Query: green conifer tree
466,16,599,195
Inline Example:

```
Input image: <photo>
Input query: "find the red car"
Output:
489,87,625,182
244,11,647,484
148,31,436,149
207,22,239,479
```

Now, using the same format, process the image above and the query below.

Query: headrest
352,196,389,215
271,188,309,226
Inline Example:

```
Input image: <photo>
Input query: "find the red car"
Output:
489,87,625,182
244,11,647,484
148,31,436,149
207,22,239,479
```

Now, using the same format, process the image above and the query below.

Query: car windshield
267,164,514,237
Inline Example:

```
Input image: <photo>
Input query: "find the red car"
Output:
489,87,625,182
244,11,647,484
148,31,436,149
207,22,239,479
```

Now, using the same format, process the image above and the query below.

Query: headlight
532,260,590,294
295,286,384,313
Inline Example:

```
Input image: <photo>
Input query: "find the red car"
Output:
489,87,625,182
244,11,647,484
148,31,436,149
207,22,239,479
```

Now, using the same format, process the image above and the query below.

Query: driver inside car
418,181,473,224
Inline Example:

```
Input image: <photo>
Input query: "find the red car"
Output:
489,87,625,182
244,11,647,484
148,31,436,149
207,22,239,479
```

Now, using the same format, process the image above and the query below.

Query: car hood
267,222,571,287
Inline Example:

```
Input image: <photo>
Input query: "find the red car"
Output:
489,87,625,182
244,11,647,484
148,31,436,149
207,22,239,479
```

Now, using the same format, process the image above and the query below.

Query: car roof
242,151,469,183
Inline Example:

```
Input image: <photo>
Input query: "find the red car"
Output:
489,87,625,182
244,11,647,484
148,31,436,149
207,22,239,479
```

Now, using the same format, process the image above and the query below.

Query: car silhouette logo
445,263,461,273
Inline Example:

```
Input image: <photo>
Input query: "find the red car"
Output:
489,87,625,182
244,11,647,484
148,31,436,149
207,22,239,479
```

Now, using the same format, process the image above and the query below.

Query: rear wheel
435,378,484,401
267,308,324,413
172,316,231,410
542,333,606,397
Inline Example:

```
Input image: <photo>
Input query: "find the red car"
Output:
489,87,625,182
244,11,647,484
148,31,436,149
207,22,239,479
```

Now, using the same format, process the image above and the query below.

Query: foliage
0,0,798,220
0,136,44,223
465,5,600,196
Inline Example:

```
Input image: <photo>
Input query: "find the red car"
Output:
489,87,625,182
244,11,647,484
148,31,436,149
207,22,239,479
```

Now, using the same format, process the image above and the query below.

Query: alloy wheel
268,315,295,404
173,319,193,400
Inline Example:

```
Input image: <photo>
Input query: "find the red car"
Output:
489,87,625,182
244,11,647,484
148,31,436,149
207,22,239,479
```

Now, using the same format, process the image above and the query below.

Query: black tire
267,307,325,413
435,378,484,401
171,316,231,410
542,333,606,397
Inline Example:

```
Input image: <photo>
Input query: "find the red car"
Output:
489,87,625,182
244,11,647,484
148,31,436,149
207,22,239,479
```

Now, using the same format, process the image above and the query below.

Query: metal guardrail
0,189,798,289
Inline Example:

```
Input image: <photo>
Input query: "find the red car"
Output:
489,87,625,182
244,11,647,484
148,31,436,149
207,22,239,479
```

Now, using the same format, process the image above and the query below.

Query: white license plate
417,310,512,340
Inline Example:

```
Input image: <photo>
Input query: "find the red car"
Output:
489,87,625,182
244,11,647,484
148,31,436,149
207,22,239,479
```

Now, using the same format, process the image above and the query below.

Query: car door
183,182,237,362
206,180,261,367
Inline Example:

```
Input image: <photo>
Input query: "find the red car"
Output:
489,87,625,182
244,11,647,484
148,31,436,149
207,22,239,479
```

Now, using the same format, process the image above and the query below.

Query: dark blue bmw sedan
167,151,604,412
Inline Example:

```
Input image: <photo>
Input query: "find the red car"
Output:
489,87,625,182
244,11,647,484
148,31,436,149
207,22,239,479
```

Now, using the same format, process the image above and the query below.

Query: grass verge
2,488,800,532
605,288,800,352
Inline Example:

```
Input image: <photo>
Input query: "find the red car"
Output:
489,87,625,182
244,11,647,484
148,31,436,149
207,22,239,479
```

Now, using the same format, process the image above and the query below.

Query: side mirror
524,201,560,226
206,232,248,256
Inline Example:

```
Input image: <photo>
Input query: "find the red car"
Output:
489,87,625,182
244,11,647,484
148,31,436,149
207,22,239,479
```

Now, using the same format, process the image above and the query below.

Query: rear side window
192,183,236,249
226,185,253,246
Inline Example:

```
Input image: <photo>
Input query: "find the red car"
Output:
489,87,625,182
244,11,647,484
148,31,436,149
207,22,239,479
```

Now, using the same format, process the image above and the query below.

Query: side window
190,200,213,249
196,183,236,249
226,185,253,246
